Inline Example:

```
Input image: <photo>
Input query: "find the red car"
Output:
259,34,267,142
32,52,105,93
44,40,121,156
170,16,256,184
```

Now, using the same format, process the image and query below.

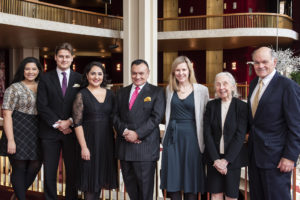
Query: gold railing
0,0,292,33
0,0,293,34
0,0,123,30
1,140,299,199
158,13,293,32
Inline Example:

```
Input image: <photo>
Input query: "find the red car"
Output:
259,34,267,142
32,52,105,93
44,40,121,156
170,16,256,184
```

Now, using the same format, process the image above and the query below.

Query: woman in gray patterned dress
0,57,43,200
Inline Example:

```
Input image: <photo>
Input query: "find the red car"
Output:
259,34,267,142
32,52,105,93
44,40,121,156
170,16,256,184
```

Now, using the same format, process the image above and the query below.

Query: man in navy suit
248,46,300,200
37,43,81,200
114,59,165,200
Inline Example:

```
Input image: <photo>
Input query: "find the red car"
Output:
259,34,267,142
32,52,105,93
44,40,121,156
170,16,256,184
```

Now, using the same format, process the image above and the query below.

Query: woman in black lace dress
73,61,117,200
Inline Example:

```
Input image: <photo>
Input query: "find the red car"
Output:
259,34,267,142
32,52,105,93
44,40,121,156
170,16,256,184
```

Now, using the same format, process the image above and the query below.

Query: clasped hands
123,130,141,144
213,159,228,175
55,119,72,135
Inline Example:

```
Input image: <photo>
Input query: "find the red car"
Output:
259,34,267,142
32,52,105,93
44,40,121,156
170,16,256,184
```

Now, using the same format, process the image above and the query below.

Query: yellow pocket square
144,97,151,102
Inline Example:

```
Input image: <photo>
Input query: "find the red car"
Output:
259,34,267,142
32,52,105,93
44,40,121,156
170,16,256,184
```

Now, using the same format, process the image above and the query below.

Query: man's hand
62,128,72,135
56,119,72,132
277,157,294,173
123,130,141,143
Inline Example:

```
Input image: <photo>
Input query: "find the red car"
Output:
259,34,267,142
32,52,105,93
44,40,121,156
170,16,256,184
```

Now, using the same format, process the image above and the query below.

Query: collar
259,69,276,86
131,82,146,91
56,68,71,77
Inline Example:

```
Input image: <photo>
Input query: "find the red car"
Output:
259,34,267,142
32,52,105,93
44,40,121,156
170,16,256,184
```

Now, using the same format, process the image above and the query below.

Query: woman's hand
7,140,16,154
81,147,90,160
213,159,228,175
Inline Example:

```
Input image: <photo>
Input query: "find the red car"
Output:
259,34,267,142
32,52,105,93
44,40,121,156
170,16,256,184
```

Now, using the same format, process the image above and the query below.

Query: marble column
123,0,157,86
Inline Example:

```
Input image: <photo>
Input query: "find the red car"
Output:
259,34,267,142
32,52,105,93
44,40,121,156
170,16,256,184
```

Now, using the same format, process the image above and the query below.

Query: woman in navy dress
161,56,209,200
73,62,117,200
0,57,42,200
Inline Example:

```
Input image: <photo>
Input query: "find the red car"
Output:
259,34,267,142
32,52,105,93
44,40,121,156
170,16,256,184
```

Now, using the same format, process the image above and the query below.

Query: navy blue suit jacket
248,72,300,168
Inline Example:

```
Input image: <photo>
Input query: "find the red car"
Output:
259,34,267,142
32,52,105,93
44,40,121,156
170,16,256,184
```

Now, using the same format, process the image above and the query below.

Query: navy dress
161,92,205,194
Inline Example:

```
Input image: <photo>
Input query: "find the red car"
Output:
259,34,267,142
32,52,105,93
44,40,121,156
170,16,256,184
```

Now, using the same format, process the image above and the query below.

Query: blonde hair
168,56,197,92
214,72,239,98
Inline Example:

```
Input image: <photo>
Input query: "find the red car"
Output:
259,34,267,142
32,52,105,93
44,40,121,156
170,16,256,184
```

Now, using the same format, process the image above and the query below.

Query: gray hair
214,72,239,98
252,46,276,61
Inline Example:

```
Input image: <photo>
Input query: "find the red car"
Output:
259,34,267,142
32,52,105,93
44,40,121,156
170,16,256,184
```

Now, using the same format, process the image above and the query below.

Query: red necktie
129,86,140,110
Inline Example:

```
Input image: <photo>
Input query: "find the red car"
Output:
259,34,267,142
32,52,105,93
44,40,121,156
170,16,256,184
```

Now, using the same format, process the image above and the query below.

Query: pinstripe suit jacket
113,83,165,161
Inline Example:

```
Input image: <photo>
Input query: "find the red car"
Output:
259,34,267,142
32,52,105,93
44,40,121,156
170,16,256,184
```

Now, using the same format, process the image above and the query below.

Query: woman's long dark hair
81,61,107,88
11,57,43,85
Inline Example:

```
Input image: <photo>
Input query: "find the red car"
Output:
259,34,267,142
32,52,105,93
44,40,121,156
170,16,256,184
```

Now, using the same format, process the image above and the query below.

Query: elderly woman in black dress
204,72,248,200
0,57,43,200
73,62,117,200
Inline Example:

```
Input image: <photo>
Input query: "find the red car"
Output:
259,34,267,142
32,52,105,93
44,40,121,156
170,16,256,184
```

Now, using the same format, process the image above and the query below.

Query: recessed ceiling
0,23,122,54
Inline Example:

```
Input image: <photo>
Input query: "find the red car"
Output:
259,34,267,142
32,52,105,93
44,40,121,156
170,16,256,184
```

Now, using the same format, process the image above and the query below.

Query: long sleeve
282,83,300,162
225,100,248,163
113,89,129,137
36,77,60,127
72,92,84,128
204,101,220,162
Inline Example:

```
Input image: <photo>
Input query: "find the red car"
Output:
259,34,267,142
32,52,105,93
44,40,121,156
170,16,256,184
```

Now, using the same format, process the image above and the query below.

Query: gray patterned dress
0,82,40,160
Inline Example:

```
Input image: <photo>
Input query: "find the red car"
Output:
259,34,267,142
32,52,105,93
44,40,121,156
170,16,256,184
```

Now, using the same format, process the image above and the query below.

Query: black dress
160,92,205,194
73,88,118,192
0,82,40,160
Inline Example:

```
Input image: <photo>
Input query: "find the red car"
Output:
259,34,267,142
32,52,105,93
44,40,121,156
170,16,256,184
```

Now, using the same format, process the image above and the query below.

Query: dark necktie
61,72,67,96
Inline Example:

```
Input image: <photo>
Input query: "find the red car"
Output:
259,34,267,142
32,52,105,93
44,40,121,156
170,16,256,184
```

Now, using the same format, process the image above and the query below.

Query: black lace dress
73,88,118,192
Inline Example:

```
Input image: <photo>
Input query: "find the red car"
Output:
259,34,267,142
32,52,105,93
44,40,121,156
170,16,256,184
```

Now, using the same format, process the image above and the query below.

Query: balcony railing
158,13,293,32
0,0,123,30
1,133,299,199
0,0,293,34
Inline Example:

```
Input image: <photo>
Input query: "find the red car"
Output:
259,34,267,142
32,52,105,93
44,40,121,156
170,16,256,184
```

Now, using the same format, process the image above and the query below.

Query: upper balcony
158,13,298,51
0,0,298,52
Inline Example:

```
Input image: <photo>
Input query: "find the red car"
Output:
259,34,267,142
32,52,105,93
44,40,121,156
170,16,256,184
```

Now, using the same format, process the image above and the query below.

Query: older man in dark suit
248,46,300,200
37,43,81,200
114,59,165,200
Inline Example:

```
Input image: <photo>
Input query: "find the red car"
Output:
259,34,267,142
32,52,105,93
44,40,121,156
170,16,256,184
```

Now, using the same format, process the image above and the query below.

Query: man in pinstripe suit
114,59,165,200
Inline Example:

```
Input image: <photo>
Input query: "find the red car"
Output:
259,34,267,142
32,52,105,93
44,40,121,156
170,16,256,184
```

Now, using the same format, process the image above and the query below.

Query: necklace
178,84,192,93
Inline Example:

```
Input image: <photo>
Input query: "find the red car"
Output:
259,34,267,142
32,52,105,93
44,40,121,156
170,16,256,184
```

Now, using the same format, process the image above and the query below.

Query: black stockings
9,158,42,200
169,191,198,200
84,191,101,200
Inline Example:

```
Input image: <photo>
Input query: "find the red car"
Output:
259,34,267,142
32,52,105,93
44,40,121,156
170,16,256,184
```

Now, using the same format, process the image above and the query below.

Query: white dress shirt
250,69,276,105
56,68,71,87
129,83,146,102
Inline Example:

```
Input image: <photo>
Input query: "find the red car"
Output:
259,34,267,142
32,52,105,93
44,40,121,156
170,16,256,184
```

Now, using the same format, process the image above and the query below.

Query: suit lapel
124,84,132,112
131,83,149,111
50,70,63,99
248,78,258,101
223,98,235,135
254,73,279,119
216,99,222,132
64,70,75,98
248,77,258,119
